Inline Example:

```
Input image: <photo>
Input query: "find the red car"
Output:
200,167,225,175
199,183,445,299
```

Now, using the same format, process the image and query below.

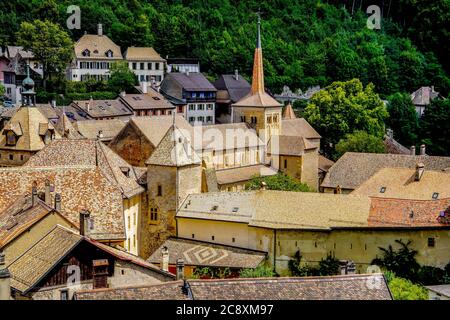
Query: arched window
105,50,113,58
6,131,16,146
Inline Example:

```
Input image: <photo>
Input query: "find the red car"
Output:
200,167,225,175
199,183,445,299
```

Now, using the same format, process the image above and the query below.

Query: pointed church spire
251,12,264,95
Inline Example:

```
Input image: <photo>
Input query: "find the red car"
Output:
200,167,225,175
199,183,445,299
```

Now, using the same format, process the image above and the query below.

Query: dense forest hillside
0,0,449,96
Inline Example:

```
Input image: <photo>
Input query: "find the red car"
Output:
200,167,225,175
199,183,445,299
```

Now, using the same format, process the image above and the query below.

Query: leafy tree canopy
419,99,450,156
107,61,137,93
16,19,73,88
386,92,419,147
335,130,385,158
245,173,312,192
304,79,388,159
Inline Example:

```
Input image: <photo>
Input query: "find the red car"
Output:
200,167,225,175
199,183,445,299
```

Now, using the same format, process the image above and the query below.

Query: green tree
386,274,428,300
16,19,73,89
239,265,275,278
335,131,385,158
419,99,450,156
107,61,137,93
304,79,388,159
386,92,419,146
372,239,421,281
245,173,312,192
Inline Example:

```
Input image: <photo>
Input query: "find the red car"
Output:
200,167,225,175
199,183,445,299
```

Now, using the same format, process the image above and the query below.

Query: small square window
380,187,386,193
192,234,195,239
60,290,69,300
211,236,215,241
428,238,435,247
157,185,162,197
232,238,235,243
9,154,13,160
432,193,439,200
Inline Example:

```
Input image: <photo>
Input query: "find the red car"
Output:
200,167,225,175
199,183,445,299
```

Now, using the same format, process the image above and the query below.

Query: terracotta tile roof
232,91,282,108
76,119,126,141
215,165,277,185
0,106,61,151
283,103,296,119
177,191,371,230
368,197,450,228
54,111,84,139
129,116,193,147
145,125,201,167
125,47,165,61
321,153,450,190
186,274,392,300
0,194,75,249
0,166,125,240
74,34,122,60
267,135,317,156
75,274,392,300
384,135,410,155
425,285,450,298
25,139,144,198
8,225,82,293
352,168,450,200
120,93,174,111
201,122,264,150
411,86,441,106
281,118,321,139
8,225,173,294
319,155,334,173
75,280,188,300
148,237,267,269
71,99,133,119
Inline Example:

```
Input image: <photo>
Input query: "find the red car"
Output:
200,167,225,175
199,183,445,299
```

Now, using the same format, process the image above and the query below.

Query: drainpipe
273,229,277,274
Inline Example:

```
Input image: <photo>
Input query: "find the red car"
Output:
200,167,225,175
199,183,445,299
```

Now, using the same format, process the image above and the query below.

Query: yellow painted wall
123,195,140,256
177,217,450,276
2,213,76,265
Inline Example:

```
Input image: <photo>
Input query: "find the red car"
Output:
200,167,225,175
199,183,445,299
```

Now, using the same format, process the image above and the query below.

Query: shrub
387,275,428,300
245,173,312,192
239,265,275,278
289,251,340,277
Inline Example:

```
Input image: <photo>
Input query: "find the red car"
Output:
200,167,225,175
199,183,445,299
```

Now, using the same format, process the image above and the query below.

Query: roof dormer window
93,50,99,54
105,50,113,58
6,130,17,146
82,49,90,57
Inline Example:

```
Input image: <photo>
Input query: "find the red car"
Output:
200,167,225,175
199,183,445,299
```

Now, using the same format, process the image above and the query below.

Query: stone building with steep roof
0,69,61,166
23,139,145,255
176,190,450,274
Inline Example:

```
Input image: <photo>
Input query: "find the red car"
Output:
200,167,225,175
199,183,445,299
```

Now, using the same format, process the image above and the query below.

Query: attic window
379,187,386,193
152,97,161,100
120,167,130,178
105,50,113,58
232,207,239,213
93,50,99,54
432,193,439,200
6,131,17,146
82,49,90,57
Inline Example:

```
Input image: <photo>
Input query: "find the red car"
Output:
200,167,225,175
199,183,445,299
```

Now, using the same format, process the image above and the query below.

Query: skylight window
379,187,386,193
211,205,218,211
432,192,439,200
232,207,239,213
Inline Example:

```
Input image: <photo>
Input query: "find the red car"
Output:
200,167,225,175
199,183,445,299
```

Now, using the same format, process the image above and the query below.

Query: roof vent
211,205,218,211
415,163,425,181
379,187,386,193
232,207,239,213
432,192,439,200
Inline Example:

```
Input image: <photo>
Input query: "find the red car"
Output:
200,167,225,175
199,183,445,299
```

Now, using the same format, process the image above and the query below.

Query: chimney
161,246,169,272
410,146,416,156
185,70,190,77
79,210,91,236
386,128,393,139
120,91,126,97
54,193,61,212
97,23,103,36
431,85,435,92
141,82,148,94
45,180,51,206
0,251,11,300
51,99,56,108
92,259,109,289
97,130,104,140
176,258,185,280
420,144,426,156
32,183,38,206
415,163,425,181
234,69,239,81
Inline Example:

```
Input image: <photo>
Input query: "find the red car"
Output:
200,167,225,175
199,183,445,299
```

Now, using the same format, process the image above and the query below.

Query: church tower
232,14,282,145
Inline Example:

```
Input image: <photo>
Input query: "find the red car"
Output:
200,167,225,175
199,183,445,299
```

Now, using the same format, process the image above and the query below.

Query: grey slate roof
213,74,251,103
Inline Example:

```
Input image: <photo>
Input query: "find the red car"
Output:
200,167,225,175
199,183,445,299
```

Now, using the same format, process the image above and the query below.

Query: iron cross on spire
256,8,262,49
